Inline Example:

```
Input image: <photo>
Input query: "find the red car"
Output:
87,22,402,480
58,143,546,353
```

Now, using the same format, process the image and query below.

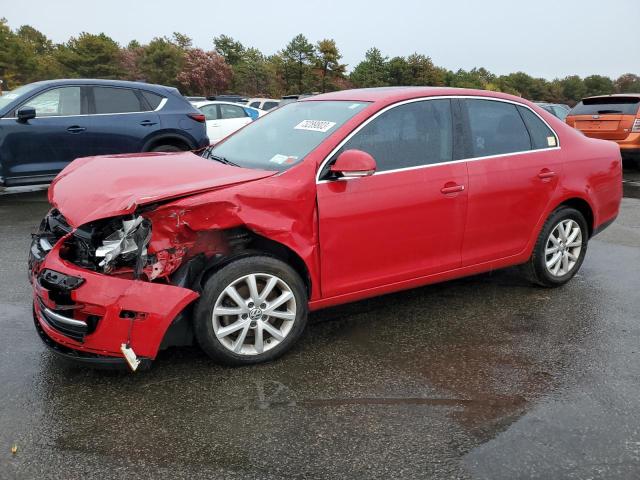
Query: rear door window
249,101,261,108
464,99,531,157
92,87,144,114
220,104,248,119
337,99,453,172
23,87,82,117
518,106,558,149
570,97,640,116
263,101,279,110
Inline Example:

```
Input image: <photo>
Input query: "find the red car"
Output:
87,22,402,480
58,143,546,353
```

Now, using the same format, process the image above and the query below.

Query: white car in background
246,98,280,111
193,101,265,144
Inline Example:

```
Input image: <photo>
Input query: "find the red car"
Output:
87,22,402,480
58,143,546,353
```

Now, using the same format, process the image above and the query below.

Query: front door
0,86,90,184
317,99,468,298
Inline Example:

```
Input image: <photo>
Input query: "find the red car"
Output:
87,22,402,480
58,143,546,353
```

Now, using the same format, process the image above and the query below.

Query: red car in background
29,87,622,370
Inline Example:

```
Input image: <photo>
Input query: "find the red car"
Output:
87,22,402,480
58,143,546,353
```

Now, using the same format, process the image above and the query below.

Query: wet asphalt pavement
1,177,639,479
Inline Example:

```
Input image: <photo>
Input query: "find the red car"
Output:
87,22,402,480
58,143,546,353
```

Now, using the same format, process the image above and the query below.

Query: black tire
150,144,184,152
194,256,308,366
521,207,589,287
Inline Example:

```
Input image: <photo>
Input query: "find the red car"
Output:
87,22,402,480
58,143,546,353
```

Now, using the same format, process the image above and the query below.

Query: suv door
0,86,89,184
84,86,161,155
316,99,468,298
460,99,562,266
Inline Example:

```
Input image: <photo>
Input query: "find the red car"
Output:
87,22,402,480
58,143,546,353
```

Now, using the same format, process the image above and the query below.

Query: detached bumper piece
33,310,151,370
30,239,200,364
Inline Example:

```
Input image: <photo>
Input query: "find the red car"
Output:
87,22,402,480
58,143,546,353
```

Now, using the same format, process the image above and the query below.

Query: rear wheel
521,207,588,287
194,256,308,365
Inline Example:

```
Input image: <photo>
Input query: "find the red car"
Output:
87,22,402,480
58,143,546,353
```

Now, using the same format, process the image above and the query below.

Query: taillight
632,118,640,133
188,113,206,123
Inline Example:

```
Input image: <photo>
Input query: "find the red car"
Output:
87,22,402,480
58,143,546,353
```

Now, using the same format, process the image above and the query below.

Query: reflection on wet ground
0,188,639,479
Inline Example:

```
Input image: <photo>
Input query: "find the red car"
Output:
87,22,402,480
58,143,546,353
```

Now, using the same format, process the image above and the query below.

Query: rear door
0,85,91,183
460,99,562,266
566,96,640,140
83,86,161,155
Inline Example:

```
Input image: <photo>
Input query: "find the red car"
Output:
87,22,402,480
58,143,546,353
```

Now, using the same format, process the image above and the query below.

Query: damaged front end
30,154,320,371
29,206,256,371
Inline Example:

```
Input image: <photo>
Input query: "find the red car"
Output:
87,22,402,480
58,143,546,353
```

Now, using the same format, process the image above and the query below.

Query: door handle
440,184,465,194
210,122,221,127
139,120,157,126
66,126,86,133
538,169,556,180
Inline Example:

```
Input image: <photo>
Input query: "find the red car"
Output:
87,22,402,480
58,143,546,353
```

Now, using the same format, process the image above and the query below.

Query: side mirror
17,107,36,122
330,149,376,178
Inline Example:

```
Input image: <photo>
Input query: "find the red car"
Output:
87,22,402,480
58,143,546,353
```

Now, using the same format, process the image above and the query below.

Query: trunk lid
49,151,277,227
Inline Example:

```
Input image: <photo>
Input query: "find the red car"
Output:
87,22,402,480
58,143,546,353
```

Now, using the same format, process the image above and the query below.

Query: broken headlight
95,216,152,272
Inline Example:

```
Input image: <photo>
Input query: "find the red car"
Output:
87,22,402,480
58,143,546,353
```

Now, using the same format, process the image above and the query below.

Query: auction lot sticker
294,120,336,133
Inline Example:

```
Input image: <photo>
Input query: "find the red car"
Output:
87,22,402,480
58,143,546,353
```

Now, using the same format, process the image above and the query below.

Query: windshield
204,100,370,171
0,83,40,111
570,97,640,116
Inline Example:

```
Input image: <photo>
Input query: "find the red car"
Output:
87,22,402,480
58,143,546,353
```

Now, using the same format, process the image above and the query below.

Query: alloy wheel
212,273,297,355
545,219,583,277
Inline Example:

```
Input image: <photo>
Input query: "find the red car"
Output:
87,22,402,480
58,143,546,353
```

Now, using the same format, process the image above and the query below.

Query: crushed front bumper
30,238,199,364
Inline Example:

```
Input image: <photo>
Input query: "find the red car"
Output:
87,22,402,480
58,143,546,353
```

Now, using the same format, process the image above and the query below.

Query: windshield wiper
202,147,239,167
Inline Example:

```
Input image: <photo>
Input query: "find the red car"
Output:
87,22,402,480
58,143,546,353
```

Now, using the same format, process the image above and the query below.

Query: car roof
24,78,174,92
303,86,533,106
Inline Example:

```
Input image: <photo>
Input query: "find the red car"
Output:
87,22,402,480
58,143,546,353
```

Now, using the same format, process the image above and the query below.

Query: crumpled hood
49,151,277,227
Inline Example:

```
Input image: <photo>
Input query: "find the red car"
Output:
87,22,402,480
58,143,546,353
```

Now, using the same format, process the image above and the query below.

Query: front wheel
194,256,308,365
521,207,589,287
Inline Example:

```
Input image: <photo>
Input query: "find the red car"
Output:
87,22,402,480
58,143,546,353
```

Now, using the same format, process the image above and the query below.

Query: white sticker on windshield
547,136,557,147
3,93,18,99
294,120,336,133
348,103,362,109
269,154,298,165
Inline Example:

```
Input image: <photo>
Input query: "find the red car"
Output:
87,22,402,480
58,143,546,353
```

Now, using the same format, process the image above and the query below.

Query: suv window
465,99,531,157
337,99,453,172
249,101,261,109
200,104,219,120
220,104,247,119
518,106,558,149
23,87,81,117
92,87,143,114
140,90,164,110
263,101,279,110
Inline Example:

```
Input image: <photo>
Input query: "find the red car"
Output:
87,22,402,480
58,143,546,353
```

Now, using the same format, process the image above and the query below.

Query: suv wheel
194,256,308,365
521,207,588,287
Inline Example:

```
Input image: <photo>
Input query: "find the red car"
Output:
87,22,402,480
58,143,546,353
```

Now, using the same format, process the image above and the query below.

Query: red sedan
29,87,622,370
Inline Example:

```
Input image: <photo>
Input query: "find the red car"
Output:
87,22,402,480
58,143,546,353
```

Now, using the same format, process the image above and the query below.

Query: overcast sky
3,0,639,79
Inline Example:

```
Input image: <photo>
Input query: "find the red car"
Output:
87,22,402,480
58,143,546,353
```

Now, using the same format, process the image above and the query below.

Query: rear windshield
570,97,640,116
